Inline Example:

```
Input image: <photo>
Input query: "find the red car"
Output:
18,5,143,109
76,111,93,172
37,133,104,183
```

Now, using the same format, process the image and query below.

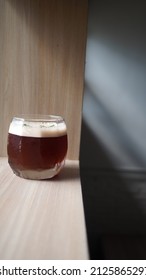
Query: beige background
0,0,88,159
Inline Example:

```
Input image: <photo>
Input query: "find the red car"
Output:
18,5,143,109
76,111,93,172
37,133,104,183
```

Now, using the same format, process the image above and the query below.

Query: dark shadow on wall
83,81,146,169
80,119,146,259
88,0,146,57
80,0,146,260
82,0,146,170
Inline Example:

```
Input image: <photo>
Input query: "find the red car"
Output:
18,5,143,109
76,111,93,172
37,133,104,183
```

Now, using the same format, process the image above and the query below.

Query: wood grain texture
0,158,88,259
0,0,88,159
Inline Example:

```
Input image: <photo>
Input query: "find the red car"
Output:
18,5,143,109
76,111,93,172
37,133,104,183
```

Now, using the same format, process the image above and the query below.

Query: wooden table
0,158,88,259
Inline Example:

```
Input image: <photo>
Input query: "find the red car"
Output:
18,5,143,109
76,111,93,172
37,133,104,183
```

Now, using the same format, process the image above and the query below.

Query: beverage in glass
7,115,68,179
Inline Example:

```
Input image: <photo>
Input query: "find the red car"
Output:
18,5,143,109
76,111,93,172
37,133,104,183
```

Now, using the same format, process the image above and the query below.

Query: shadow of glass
48,164,79,182
58,165,79,181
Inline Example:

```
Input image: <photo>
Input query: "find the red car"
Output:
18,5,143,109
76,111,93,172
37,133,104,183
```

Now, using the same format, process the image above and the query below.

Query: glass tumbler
7,115,68,179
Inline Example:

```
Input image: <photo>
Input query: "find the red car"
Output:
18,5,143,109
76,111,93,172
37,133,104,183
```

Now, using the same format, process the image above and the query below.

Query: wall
80,0,146,170
80,0,146,259
0,0,88,159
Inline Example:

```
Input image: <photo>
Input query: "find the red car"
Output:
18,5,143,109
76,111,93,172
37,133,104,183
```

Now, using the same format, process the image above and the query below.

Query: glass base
12,161,65,180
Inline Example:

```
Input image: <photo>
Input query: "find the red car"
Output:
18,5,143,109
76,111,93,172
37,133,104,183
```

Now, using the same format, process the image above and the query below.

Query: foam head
9,118,67,137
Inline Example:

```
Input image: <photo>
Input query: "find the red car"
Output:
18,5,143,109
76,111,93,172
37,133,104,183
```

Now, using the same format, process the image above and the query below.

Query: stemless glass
7,115,68,179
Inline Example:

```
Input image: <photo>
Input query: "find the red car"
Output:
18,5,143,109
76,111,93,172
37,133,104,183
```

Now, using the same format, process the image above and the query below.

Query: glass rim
12,114,64,123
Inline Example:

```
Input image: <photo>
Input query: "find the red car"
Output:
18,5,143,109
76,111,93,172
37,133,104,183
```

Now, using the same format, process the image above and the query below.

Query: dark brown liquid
7,133,68,172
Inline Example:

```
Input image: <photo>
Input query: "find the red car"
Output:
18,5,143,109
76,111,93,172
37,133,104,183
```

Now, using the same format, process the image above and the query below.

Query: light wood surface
0,0,88,159
0,0,88,260
0,158,88,259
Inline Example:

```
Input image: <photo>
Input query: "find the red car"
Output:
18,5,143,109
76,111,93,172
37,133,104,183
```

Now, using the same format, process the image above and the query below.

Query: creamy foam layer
9,120,67,137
